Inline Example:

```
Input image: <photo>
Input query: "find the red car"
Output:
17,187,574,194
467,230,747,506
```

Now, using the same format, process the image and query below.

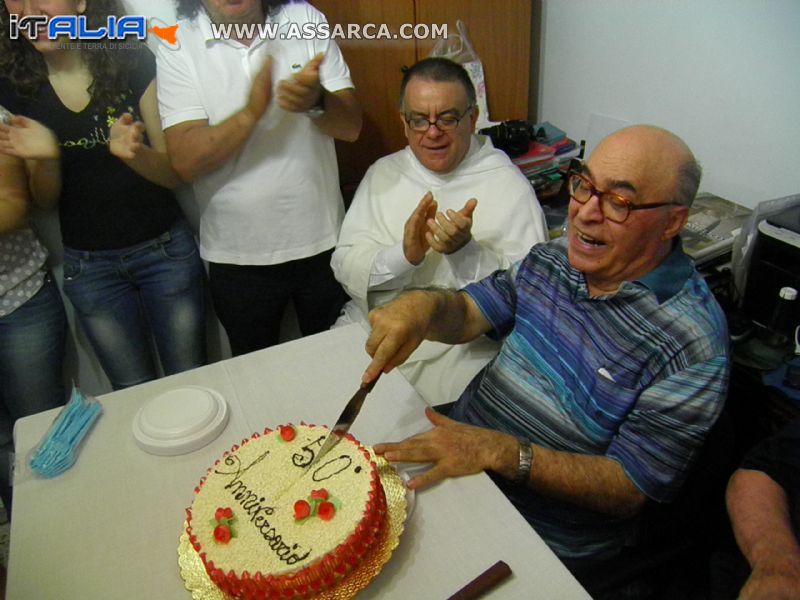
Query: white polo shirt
157,2,353,265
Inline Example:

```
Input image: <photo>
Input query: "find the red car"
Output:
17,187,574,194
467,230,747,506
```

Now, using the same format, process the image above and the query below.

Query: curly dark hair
0,0,140,110
175,0,289,21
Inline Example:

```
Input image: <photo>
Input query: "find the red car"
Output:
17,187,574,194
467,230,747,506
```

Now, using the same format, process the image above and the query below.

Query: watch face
516,440,532,483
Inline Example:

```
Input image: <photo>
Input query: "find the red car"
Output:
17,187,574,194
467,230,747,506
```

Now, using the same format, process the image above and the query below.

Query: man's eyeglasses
567,171,683,224
404,106,473,133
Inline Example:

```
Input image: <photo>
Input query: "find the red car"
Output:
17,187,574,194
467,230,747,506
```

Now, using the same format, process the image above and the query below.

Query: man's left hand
276,53,325,113
427,198,478,255
374,406,518,490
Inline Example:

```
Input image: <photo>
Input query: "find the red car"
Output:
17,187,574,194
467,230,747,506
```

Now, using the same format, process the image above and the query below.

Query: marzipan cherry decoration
294,499,311,520
310,489,328,500
294,488,337,522
317,501,335,521
279,425,296,442
211,506,237,544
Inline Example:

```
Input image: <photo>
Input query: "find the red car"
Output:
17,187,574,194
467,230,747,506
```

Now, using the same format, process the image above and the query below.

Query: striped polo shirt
451,237,730,559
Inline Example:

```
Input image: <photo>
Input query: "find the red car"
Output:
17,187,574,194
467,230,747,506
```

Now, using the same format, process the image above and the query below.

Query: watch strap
515,439,533,484
306,90,325,119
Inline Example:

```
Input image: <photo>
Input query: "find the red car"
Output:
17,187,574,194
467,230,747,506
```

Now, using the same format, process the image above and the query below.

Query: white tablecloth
8,324,589,599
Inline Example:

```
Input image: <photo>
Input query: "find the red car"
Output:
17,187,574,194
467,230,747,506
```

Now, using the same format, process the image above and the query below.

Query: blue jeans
0,272,67,448
62,220,207,390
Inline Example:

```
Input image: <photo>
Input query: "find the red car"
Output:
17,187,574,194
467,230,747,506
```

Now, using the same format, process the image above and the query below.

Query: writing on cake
215,436,361,565
217,451,311,565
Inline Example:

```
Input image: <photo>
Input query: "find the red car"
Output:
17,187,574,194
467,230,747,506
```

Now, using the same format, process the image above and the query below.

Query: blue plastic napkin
29,385,102,478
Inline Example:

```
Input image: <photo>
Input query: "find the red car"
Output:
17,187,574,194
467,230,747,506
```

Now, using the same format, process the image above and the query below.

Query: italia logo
8,14,180,49
148,18,180,50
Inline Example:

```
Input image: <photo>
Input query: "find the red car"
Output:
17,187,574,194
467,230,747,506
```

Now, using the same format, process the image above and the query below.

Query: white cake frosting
187,424,386,598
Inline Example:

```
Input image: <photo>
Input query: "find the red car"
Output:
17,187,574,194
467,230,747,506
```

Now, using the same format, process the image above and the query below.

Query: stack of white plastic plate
132,386,229,456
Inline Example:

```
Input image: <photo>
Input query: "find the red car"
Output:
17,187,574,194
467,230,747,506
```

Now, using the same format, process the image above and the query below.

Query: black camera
479,120,535,158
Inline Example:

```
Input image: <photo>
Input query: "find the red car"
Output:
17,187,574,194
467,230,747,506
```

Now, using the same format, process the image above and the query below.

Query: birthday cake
186,424,386,599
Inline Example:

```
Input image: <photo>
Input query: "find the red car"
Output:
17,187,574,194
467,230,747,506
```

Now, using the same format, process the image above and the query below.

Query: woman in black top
0,0,206,389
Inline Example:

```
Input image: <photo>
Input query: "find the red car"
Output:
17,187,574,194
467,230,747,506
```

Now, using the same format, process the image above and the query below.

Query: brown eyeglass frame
567,171,683,223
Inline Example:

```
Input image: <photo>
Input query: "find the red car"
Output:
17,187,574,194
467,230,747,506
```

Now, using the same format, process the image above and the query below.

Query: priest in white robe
332,58,548,405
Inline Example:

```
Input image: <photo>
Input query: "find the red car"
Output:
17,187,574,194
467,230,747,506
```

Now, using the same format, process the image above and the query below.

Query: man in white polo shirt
157,0,361,355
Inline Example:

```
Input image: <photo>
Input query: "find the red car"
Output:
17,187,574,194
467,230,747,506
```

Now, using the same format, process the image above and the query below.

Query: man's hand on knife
361,292,436,384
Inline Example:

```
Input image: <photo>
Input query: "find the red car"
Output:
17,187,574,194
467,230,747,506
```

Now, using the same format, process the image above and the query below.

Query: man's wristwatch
306,91,325,119
515,440,533,484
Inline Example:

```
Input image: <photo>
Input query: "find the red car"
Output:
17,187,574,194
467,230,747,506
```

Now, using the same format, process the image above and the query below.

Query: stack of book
513,141,556,175
513,121,582,190
680,192,753,266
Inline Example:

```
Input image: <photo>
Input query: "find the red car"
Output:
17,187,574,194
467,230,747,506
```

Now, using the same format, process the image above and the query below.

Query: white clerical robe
332,136,548,404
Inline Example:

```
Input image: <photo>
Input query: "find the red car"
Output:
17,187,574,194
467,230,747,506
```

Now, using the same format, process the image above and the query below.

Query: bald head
569,125,698,295
594,125,701,207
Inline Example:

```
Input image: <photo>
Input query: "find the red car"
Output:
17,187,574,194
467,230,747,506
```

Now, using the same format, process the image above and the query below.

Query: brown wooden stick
447,560,513,600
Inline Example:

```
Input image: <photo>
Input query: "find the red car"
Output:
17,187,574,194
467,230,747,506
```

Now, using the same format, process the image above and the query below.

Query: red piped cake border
186,424,387,599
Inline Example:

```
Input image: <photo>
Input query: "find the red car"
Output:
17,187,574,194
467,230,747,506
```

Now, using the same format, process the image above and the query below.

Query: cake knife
309,374,380,469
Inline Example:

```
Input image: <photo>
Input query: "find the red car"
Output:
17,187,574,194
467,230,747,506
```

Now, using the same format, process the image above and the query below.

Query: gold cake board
178,456,408,599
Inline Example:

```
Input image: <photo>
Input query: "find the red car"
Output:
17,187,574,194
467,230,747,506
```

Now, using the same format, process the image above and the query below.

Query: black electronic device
768,205,800,233
742,205,800,333
785,362,800,390
479,120,534,158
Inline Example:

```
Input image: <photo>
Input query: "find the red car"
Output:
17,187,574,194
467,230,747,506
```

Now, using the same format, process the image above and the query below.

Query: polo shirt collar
196,10,217,43
269,7,291,28
634,238,694,303
568,237,695,303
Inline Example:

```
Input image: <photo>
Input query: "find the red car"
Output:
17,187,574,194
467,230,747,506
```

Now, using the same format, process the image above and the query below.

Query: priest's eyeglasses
405,106,473,133
567,171,683,224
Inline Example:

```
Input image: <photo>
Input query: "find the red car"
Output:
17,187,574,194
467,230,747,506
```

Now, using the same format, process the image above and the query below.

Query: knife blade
309,374,380,469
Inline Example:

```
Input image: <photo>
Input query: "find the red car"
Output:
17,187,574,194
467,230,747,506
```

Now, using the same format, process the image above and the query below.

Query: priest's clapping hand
403,191,438,265
426,197,477,255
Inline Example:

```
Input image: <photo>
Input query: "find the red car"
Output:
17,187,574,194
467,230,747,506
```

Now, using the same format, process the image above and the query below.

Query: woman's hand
109,113,146,160
0,116,60,161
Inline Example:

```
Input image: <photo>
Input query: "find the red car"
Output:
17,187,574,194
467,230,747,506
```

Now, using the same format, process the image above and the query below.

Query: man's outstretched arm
362,289,491,384
727,468,800,599
375,407,647,518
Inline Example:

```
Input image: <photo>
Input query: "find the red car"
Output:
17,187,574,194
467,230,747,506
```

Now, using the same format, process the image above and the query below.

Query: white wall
536,0,800,208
